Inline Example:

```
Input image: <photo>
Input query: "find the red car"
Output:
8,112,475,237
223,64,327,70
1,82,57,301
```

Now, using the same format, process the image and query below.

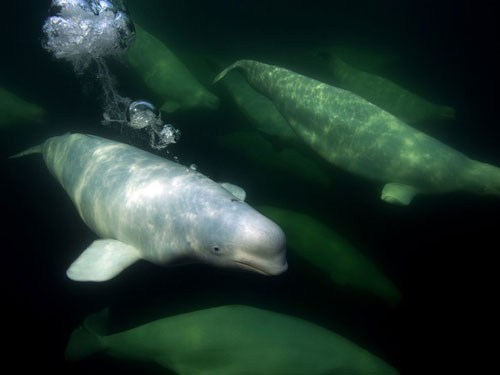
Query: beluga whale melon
10,134,287,281
214,60,500,205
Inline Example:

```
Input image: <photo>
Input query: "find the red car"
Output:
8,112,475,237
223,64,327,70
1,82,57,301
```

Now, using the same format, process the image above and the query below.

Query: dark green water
1,1,499,374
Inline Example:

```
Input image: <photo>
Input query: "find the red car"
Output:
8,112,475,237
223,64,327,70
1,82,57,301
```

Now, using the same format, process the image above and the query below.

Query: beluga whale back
10,134,287,281
214,60,500,205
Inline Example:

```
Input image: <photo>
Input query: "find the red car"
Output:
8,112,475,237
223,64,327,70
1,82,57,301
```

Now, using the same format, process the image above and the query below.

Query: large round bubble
127,101,160,129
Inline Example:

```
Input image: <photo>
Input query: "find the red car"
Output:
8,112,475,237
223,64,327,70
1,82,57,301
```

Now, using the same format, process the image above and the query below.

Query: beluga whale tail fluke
8,144,43,159
212,61,247,85
214,59,500,205
10,133,287,281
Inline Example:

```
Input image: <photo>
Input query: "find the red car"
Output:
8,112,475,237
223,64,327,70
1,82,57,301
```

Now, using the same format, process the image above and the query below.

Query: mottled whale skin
12,134,287,281
214,60,500,205
215,68,297,143
66,305,399,375
213,66,332,186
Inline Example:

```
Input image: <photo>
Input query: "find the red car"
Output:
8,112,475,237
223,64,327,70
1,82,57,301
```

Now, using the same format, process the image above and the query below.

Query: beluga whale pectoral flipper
66,239,142,282
10,133,287,280
214,60,500,205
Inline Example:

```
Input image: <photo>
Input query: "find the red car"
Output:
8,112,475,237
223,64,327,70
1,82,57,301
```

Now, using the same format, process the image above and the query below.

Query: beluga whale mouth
235,261,271,275
234,256,288,276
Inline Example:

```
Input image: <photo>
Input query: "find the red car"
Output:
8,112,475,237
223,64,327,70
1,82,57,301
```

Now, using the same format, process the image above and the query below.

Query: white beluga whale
10,133,287,281
214,60,500,205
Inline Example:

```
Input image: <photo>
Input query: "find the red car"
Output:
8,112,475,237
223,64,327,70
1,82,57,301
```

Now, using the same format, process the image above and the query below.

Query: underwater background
1,0,499,374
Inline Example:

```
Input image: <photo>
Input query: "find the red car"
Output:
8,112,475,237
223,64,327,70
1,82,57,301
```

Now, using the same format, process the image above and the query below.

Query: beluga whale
214,60,500,205
10,134,287,281
126,24,220,113
66,305,399,375
0,87,47,127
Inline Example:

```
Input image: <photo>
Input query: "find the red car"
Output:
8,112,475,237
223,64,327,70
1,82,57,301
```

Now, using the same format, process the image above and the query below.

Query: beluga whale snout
179,186,288,276
228,211,288,276
10,133,287,281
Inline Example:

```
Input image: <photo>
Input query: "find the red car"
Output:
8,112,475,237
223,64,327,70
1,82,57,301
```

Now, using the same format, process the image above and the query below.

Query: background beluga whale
326,56,456,125
0,87,47,127
10,133,287,281
126,24,220,113
214,60,500,205
66,305,399,375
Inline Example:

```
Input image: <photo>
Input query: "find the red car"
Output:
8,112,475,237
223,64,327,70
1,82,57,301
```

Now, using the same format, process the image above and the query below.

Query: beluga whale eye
212,246,221,254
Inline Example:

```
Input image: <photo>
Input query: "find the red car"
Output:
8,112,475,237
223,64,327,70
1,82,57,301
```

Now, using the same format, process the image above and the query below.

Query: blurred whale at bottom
257,206,401,305
66,305,399,375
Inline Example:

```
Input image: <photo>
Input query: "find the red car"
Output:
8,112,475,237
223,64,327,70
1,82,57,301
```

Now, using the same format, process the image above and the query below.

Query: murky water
1,1,498,374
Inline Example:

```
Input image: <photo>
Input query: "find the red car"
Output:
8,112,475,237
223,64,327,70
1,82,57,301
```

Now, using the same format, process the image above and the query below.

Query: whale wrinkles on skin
214,60,500,206
65,305,399,375
10,133,287,281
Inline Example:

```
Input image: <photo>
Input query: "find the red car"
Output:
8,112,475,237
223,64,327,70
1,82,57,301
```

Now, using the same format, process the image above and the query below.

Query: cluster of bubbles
42,0,180,151
42,0,134,72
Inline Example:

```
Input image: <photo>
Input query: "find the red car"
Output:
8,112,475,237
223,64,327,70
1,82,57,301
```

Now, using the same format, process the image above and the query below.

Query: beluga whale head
187,195,288,276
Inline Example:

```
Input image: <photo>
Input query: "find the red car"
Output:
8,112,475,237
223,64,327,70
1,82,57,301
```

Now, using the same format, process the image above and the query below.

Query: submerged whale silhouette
66,305,399,375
